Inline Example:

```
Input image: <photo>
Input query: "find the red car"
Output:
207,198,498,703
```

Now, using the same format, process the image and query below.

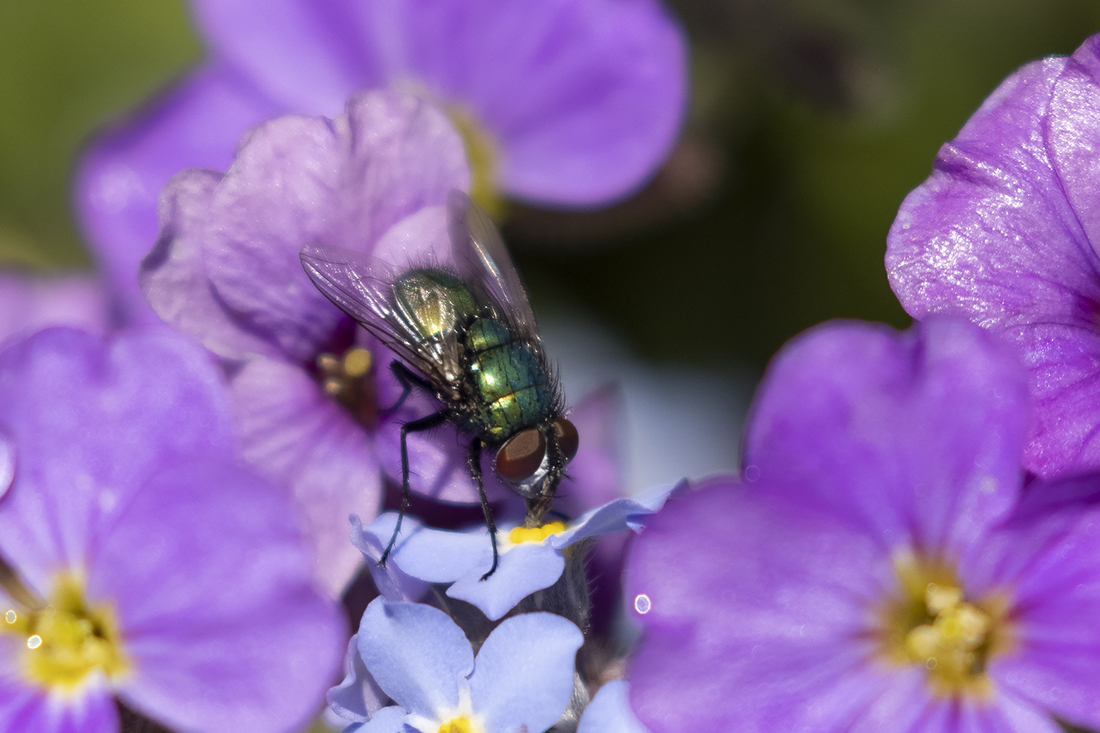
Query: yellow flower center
878,555,1010,697
508,521,566,545
2,574,128,691
446,107,506,221
317,347,378,427
438,716,481,733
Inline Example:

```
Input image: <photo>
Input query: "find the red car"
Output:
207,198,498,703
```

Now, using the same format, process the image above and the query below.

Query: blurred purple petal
230,358,382,596
0,432,13,502
77,64,280,324
0,671,119,733
95,458,343,733
0,273,109,343
446,541,566,621
743,318,1028,565
357,599,472,720
578,681,649,733
0,327,234,594
468,612,582,733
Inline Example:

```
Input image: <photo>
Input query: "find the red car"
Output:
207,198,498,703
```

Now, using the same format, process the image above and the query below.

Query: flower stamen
508,521,566,545
317,347,378,427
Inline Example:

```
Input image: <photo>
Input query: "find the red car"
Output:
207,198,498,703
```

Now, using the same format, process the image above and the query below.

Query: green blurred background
2,0,1100,370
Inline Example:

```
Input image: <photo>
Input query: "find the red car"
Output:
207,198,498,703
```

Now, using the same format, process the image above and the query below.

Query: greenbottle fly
300,191,579,578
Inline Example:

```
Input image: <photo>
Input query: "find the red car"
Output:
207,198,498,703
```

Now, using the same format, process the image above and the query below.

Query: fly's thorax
463,318,555,440
392,269,477,344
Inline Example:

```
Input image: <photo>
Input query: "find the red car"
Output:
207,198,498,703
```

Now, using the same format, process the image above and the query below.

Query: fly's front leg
381,360,436,415
526,426,566,526
467,438,500,580
379,410,448,567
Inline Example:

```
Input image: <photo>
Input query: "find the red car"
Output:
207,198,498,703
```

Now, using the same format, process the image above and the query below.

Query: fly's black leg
467,438,500,580
381,360,436,415
379,410,449,567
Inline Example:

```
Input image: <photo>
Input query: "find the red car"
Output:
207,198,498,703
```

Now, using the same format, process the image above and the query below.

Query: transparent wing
299,242,463,390
447,190,539,336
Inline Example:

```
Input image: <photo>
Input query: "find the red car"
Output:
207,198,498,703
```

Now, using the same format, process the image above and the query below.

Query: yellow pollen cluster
879,556,1009,698
509,521,566,545
2,575,127,691
438,715,479,733
904,583,991,686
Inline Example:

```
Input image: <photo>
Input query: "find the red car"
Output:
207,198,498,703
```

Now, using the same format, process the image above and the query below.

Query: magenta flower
140,90,471,596
77,0,687,323
626,318,1100,732
887,32,1100,480
0,327,343,732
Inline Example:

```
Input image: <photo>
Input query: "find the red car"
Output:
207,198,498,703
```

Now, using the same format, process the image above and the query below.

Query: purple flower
625,317,1100,732
0,327,344,732
140,90,472,596
360,484,677,621
77,0,688,323
886,32,1100,480
335,598,583,733
0,272,109,344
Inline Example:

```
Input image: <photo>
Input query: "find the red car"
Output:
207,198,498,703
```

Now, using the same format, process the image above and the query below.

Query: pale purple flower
887,32,1100,480
626,317,1100,732
77,0,688,323
577,681,650,733
361,483,677,621
0,327,344,732
139,90,472,596
335,598,583,733
0,272,109,344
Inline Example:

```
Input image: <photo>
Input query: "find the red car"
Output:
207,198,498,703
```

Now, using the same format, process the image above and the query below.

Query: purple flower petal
0,273,109,344
0,663,119,733
885,39,1100,480
328,635,388,724
198,91,469,364
93,456,343,733
551,384,624,519
742,317,1029,565
191,0,371,115
230,357,382,596
357,599,472,720
577,681,649,733
468,612,582,733
0,327,235,595
626,479,904,732
0,431,13,502
359,0,688,204
446,541,566,621
76,64,280,324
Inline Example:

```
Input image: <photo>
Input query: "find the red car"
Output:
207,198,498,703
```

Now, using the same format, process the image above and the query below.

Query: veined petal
468,612,582,733
76,64,280,325
230,358,382,596
328,635,388,725
446,541,565,621
357,599,472,721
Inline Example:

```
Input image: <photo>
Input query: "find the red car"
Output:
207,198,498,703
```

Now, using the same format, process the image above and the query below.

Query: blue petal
328,635,388,724
366,512,491,583
550,482,683,549
577,681,650,733
446,542,565,621
351,515,429,602
357,599,473,720
468,613,584,733
362,706,413,733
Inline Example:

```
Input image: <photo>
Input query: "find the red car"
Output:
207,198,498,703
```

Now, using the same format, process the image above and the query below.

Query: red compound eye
552,418,579,463
496,428,546,483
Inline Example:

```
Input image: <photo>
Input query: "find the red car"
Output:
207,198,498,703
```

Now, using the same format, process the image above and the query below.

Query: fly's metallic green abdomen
392,269,476,344
465,318,553,440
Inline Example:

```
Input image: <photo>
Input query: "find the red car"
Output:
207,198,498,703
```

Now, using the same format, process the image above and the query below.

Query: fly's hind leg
467,438,500,580
379,409,448,567
381,360,435,415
